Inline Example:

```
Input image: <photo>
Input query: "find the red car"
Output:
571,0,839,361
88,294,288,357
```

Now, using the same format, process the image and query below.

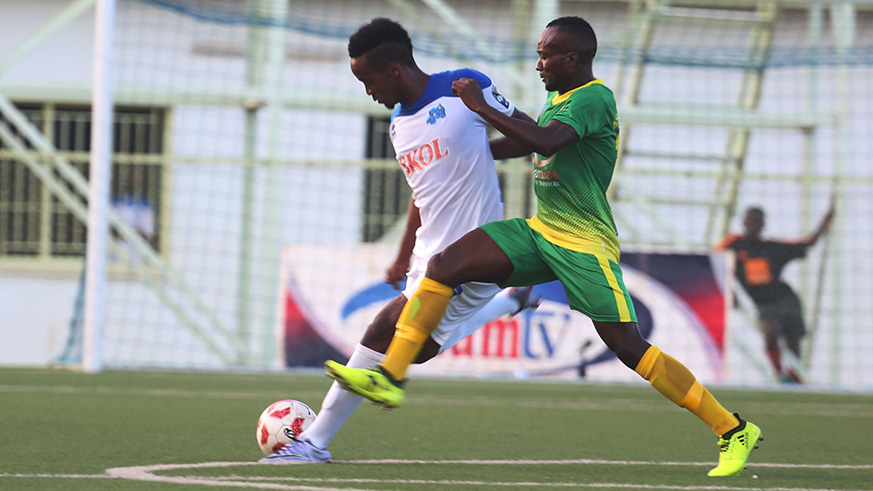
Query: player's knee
614,346,644,369
595,321,649,368
425,253,461,286
604,336,648,369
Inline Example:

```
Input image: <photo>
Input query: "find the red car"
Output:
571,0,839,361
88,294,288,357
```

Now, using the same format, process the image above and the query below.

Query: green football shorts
481,218,637,323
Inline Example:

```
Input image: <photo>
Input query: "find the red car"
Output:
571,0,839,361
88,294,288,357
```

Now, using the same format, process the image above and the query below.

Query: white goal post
83,0,117,373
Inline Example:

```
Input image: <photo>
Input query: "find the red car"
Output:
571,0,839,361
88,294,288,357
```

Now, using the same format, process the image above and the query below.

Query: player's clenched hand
385,259,410,290
452,78,487,113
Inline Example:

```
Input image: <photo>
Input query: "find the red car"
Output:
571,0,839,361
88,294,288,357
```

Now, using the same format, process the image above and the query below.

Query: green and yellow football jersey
527,79,621,262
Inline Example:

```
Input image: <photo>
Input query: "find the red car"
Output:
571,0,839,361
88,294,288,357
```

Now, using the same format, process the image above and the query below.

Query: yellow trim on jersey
550,79,605,105
596,255,633,322
527,215,619,263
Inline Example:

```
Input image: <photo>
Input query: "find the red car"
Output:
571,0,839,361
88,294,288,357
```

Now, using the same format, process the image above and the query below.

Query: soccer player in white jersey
261,18,539,463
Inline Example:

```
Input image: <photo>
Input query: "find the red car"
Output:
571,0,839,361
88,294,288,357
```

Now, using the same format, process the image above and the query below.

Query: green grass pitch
1,367,872,490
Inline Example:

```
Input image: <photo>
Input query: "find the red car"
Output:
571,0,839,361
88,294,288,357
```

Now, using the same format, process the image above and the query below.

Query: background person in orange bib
716,201,835,384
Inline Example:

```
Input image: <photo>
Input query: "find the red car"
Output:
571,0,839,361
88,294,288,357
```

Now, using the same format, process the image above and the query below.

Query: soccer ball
255,399,317,456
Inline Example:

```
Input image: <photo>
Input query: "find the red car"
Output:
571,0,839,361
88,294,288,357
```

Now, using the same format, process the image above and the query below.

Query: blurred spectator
110,168,155,262
715,201,835,383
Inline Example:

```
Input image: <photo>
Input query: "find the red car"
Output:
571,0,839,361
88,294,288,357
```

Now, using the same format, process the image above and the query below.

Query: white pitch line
105,463,368,491
5,460,871,491
214,475,873,491
0,473,111,479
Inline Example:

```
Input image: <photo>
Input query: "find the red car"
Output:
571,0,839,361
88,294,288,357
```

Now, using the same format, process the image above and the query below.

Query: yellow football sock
635,346,740,436
381,277,454,380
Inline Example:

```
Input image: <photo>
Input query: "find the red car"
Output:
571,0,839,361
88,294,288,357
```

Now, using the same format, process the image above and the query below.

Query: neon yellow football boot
324,360,405,409
707,415,763,477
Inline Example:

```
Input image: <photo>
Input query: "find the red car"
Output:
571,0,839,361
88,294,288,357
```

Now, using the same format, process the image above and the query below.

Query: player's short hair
746,206,765,218
348,18,415,69
546,16,597,59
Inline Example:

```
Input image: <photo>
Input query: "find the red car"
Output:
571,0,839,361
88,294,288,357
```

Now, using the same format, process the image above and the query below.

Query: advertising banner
280,245,727,383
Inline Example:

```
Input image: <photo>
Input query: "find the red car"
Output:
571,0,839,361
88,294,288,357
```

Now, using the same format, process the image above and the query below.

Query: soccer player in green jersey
326,16,762,477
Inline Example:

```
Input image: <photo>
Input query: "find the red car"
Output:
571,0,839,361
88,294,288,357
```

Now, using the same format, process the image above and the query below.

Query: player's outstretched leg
325,277,454,408
324,286,539,408
327,229,516,406
324,362,406,408
708,414,764,477
632,344,763,476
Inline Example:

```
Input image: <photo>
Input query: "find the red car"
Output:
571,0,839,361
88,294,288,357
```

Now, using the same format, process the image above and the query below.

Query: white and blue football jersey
389,68,515,259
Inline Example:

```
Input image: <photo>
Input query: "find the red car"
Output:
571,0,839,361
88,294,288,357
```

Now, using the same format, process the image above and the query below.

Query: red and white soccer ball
256,399,317,456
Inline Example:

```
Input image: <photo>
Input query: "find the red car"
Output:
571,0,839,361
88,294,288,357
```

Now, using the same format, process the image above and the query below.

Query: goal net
2,0,871,390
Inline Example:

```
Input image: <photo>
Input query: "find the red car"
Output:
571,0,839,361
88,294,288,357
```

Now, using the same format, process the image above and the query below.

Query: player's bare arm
385,198,420,289
453,78,578,156
806,197,836,246
490,108,538,160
